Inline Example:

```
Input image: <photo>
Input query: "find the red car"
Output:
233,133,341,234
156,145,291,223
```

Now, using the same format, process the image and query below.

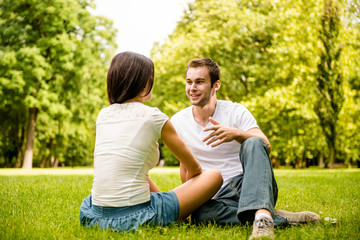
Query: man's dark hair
107,51,154,104
186,58,220,87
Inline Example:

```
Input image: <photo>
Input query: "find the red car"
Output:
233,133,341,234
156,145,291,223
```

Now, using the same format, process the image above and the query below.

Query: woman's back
91,102,168,207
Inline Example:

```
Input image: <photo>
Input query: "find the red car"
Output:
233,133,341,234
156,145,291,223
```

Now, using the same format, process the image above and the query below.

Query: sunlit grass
0,167,94,175
1,168,359,239
0,166,180,176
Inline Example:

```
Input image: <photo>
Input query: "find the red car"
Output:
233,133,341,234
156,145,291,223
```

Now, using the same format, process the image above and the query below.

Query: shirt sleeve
235,104,259,131
152,107,169,139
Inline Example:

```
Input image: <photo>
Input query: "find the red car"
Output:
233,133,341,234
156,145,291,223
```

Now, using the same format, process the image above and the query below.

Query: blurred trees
0,0,116,168
0,0,358,168
150,0,360,167
314,0,344,168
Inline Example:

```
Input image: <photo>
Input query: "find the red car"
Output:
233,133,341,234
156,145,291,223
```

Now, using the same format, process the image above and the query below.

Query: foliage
0,0,116,167
150,0,360,166
314,0,344,167
1,0,359,167
245,85,326,167
0,168,360,239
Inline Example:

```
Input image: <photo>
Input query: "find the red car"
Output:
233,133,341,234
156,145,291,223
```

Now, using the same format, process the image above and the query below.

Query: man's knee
240,137,270,164
241,137,266,150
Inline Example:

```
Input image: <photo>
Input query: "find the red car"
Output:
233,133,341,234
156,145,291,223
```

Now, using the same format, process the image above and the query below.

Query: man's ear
214,80,221,91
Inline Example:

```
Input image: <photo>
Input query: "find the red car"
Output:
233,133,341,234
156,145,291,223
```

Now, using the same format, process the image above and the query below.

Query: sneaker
274,209,321,225
249,216,275,239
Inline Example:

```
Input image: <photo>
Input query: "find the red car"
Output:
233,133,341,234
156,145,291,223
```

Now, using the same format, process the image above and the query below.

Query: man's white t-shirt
171,100,259,188
91,102,168,207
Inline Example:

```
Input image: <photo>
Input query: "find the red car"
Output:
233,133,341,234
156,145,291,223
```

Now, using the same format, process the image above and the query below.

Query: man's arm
202,117,271,152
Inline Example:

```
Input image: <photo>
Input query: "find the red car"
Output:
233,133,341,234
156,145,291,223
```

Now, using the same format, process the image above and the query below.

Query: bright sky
90,0,193,57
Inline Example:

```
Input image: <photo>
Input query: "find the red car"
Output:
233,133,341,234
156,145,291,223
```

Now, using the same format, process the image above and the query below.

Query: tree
314,0,344,167
151,0,324,165
151,0,359,166
0,0,116,168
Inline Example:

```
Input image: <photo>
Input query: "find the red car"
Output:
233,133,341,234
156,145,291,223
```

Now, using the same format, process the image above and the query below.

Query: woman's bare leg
172,169,222,220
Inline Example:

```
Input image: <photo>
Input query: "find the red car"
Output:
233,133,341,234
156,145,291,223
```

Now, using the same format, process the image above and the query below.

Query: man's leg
191,199,239,225
192,138,318,229
192,167,288,227
192,174,243,225
236,137,277,239
236,137,277,223
274,209,320,225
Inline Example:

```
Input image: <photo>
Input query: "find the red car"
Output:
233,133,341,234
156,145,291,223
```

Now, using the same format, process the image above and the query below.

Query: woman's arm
180,163,187,183
161,120,202,181
148,177,161,192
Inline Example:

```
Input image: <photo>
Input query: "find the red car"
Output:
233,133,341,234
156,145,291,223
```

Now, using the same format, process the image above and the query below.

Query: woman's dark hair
107,51,154,104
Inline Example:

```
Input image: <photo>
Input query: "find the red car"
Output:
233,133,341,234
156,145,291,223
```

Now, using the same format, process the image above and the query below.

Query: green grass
1,168,360,239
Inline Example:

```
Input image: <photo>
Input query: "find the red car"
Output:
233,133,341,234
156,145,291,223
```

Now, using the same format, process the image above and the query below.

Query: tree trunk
40,156,49,168
51,156,59,168
319,153,325,168
328,143,335,169
15,126,25,168
328,125,336,169
22,108,38,169
15,152,22,168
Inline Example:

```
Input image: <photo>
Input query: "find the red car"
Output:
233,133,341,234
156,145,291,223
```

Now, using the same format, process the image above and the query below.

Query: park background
1,1,360,239
1,0,360,169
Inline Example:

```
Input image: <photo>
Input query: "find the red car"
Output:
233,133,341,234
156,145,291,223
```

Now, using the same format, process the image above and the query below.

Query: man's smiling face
186,66,217,107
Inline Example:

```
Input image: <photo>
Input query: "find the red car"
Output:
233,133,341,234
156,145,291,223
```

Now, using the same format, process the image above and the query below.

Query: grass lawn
1,167,359,239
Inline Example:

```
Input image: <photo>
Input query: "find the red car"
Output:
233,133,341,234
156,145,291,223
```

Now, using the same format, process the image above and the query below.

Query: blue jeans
192,137,287,226
80,191,179,232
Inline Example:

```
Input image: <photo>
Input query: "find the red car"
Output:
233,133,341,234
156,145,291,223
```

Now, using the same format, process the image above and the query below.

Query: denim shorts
79,191,179,232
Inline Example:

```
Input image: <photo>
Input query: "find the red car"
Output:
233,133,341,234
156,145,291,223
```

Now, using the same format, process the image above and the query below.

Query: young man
170,58,320,239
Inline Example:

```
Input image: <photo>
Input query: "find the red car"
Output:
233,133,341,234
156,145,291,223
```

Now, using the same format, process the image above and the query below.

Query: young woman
79,52,222,232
